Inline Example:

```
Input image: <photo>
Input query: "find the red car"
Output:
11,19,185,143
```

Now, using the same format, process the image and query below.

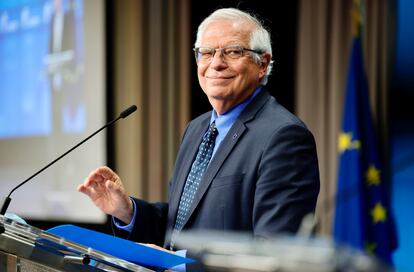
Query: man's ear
259,52,272,78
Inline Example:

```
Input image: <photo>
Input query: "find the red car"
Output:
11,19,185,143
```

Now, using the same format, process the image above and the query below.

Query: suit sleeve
113,198,169,246
253,124,320,236
112,122,193,246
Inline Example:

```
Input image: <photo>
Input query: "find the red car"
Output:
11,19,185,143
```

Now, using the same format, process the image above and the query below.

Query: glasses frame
193,45,263,64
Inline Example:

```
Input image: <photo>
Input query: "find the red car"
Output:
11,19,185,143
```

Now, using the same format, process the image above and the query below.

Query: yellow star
339,132,352,152
364,241,377,255
371,203,387,224
366,165,381,186
338,132,361,153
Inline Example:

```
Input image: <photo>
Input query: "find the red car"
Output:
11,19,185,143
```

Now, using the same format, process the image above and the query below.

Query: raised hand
77,166,133,224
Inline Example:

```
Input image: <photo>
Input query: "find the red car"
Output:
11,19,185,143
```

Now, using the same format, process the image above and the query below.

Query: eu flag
333,37,397,264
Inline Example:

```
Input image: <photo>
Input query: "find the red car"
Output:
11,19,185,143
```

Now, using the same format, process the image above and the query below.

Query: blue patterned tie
170,122,218,249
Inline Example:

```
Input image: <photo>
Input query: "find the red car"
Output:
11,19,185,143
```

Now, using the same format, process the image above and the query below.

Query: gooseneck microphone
0,105,137,216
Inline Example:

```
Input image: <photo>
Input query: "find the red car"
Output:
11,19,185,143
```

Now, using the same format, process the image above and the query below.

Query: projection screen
0,0,106,223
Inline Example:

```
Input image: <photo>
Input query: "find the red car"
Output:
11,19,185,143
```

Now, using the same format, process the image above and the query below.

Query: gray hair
195,8,273,85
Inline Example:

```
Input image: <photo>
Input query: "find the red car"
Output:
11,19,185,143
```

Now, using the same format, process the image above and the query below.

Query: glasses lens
194,46,246,63
196,47,214,63
223,46,243,60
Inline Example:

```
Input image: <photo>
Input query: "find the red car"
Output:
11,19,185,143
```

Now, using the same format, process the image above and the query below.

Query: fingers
84,167,107,186
99,166,118,181
77,166,120,195
77,183,87,193
77,182,100,199
105,179,115,190
77,166,131,219
83,167,115,186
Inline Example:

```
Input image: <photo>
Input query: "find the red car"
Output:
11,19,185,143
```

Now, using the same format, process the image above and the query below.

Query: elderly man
78,7,319,254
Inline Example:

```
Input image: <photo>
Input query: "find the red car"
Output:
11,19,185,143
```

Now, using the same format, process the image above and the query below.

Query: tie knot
206,122,218,141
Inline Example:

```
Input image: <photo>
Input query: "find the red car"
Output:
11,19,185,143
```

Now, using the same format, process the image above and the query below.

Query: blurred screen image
0,0,106,223
0,0,85,139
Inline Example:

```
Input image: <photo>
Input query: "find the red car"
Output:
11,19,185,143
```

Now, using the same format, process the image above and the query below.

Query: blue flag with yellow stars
333,37,397,264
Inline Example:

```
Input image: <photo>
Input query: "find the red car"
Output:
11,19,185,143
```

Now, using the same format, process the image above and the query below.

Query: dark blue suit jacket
115,89,320,248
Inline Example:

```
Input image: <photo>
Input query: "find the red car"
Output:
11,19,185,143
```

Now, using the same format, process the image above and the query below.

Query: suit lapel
180,121,246,228
180,90,271,229
168,116,210,225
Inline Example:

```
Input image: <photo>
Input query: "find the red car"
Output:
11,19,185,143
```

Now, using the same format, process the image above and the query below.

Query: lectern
174,230,394,272
0,215,152,271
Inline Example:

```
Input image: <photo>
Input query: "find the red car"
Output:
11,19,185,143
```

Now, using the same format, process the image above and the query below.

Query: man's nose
209,50,227,68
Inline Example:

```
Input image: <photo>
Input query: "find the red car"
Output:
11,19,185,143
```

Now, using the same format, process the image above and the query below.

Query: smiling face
197,20,271,115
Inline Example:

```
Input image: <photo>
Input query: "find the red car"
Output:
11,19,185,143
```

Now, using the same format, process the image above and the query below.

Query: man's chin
204,85,232,97
205,91,230,101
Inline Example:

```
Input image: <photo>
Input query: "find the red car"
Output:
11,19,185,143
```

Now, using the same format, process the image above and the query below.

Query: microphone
0,105,137,216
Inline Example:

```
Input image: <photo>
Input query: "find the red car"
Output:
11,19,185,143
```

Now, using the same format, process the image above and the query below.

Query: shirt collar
210,87,262,137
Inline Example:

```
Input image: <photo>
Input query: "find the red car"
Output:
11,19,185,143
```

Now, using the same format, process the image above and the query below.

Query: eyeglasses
193,46,263,64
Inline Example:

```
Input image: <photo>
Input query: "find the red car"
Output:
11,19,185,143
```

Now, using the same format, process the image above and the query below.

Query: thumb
77,184,89,194
105,179,123,193
105,179,115,190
